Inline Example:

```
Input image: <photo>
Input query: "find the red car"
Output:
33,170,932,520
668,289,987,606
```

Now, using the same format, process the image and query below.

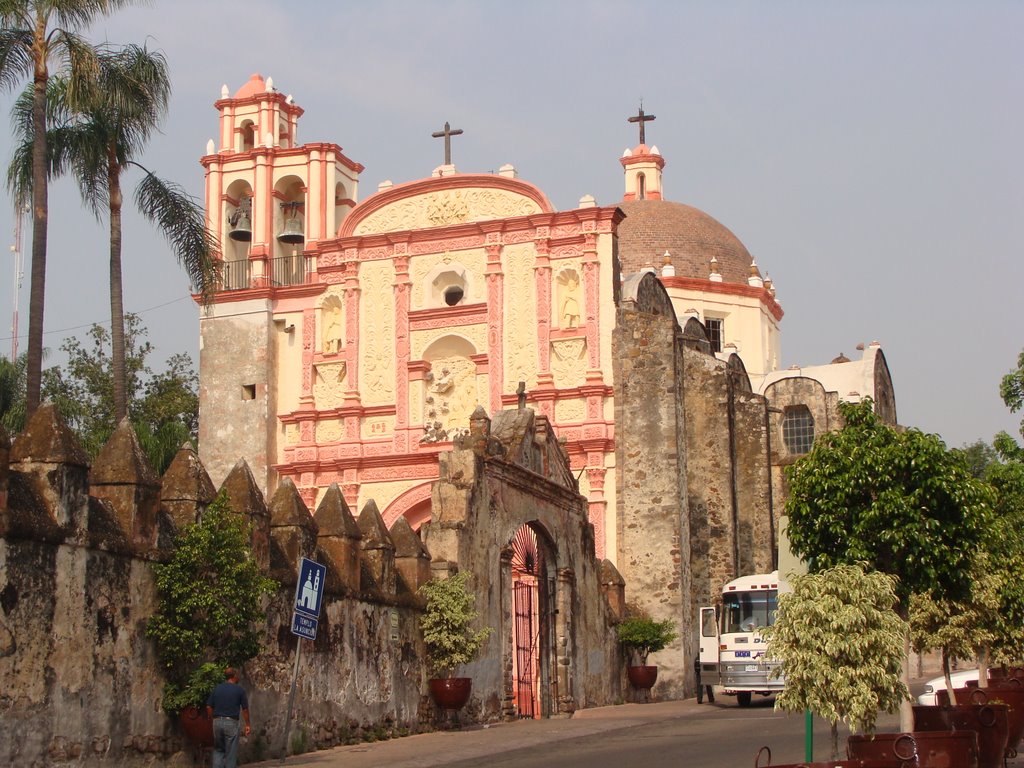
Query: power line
0,294,195,345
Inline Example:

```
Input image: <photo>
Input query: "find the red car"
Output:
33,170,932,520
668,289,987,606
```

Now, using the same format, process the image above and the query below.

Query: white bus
698,570,790,706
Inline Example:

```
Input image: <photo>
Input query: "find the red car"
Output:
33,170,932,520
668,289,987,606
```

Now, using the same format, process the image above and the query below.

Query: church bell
277,201,305,245
227,197,253,242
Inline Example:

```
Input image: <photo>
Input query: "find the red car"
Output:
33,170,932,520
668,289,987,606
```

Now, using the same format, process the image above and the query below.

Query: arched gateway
420,406,623,720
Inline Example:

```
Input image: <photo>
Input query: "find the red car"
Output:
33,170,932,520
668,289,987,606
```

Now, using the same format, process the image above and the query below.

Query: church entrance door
510,524,556,719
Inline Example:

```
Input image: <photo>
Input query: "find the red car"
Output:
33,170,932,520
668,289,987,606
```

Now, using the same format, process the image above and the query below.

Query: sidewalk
252,698,699,768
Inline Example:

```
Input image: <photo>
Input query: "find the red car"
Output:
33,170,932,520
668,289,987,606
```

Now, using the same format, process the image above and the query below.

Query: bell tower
200,74,364,288
620,105,665,201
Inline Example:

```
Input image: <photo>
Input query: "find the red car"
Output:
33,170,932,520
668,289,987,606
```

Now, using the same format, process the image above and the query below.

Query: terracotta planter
428,677,473,710
178,705,213,748
987,666,1024,681
626,665,658,690
913,703,1008,768
940,686,1024,758
848,731,979,768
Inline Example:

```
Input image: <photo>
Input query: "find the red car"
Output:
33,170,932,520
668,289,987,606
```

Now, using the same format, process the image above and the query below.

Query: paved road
256,684,1024,768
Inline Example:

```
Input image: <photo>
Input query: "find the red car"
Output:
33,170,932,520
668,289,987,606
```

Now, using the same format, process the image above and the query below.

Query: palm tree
0,0,136,418
8,43,218,421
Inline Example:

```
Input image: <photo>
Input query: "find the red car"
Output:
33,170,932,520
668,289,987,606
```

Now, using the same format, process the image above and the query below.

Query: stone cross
517,381,527,410
628,105,656,145
431,121,464,165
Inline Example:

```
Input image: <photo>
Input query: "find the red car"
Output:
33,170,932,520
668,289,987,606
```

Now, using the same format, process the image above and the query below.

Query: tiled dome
617,200,753,284
234,73,265,99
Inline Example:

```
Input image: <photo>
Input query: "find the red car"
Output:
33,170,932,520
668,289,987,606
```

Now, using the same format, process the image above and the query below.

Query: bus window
721,590,778,633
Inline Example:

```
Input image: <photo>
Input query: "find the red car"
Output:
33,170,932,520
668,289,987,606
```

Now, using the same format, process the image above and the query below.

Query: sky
0,0,1021,449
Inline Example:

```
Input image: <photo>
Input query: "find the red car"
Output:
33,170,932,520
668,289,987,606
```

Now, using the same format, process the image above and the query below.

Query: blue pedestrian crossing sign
293,557,327,620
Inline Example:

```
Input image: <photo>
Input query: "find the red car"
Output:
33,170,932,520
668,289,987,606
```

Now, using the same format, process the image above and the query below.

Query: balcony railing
218,255,312,291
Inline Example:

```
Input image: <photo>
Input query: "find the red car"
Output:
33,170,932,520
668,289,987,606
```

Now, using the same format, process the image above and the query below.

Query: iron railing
218,255,312,291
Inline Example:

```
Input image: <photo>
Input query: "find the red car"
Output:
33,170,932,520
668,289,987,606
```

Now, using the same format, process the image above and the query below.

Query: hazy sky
0,1,1020,449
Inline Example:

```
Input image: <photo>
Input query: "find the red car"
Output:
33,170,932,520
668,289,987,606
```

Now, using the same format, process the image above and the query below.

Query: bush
147,493,277,713
418,571,492,678
617,615,678,666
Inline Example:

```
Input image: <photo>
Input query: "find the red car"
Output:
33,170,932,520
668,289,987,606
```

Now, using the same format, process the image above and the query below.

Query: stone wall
0,406,429,766
1,403,625,765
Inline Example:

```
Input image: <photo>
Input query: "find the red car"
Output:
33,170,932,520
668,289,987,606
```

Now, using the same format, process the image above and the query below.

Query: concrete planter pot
913,702,1008,768
428,677,473,710
847,731,979,768
178,706,213,748
940,686,1024,759
626,665,658,690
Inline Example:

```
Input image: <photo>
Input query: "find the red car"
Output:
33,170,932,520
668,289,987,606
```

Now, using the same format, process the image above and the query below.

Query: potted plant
147,494,276,744
418,571,492,710
617,612,678,691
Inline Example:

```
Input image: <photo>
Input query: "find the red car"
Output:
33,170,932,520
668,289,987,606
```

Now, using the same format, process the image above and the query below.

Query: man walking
206,667,251,768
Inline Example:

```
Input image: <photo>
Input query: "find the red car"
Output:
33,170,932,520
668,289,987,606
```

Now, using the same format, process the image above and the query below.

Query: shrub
418,571,492,678
617,615,678,665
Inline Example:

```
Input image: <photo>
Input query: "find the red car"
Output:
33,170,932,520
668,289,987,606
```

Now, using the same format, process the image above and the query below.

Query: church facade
196,74,896,699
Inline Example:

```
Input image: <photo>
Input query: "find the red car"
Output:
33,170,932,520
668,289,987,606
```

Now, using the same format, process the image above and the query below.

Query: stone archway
508,523,557,719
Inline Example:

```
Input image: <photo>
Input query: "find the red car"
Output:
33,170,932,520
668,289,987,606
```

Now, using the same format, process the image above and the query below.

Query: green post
805,709,813,761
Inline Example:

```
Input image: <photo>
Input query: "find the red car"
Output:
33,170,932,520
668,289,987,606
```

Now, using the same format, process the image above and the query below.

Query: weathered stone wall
0,407,429,767
198,300,276,491
731,389,775,576
612,275,692,700
423,408,624,719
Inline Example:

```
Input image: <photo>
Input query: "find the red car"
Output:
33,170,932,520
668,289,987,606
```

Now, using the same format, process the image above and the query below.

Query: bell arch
273,175,306,265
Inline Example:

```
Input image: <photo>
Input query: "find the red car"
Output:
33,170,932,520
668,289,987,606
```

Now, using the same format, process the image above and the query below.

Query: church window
241,384,256,400
782,406,815,455
637,172,646,200
444,285,464,306
705,317,724,353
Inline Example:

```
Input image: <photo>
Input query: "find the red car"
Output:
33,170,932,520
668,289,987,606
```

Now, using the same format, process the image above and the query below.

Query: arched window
637,172,646,200
782,406,815,455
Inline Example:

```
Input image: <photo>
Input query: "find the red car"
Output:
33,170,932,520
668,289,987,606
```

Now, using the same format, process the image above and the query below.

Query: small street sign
293,557,327,619
291,613,319,641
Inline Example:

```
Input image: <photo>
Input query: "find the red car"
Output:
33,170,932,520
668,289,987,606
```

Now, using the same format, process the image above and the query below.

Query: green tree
0,0,135,416
784,399,994,730
41,314,199,472
995,350,1024,461
418,571,492,679
0,355,27,433
983,458,1024,665
956,439,999,480
763,564,908,760
147,493,276,713
8,42,217,422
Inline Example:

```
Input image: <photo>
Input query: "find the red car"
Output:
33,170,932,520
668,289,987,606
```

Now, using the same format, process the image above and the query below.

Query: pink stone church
197,74,896,695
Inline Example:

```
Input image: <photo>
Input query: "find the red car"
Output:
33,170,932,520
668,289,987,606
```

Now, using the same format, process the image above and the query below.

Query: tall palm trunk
25,11,50,416
108,146,127,421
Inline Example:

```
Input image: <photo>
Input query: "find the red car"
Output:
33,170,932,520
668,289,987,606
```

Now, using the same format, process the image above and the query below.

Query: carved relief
362,417,395,439
411,325,487,361
411,249,486,308
550,337,587,388
315,418,344,443
555,397,586,423
555,267,582,329
503,246,538,390
313,361,347,409
319,291,344,354
420,355,477,443
359,261,396,405
354,189,542,236
284,423,300,446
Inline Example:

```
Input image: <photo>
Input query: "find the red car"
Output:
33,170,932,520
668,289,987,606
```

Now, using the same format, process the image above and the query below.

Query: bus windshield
721,589,777,634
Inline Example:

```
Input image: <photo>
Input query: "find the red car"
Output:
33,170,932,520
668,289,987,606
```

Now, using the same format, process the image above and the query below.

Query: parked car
917,669,979,705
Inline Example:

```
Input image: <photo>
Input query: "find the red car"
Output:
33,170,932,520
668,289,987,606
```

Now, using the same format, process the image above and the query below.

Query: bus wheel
737,692,752,707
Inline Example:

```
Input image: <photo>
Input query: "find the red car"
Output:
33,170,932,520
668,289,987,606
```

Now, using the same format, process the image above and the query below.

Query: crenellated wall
0,403,625,765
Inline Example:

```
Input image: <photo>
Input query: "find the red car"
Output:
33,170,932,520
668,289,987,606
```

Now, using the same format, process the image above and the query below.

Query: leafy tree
995,350,1024,462
983,458,1024,665
8,42,217,422
763,564,908,760
616,614,678,666
41,314,199,472
418,571,492,679
147,493,276,713
784,399,994,730
956,439,999,480
0,355,27,433
0,0,136,416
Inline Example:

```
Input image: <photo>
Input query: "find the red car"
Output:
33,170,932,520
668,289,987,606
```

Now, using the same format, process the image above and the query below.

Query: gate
513,580,537,718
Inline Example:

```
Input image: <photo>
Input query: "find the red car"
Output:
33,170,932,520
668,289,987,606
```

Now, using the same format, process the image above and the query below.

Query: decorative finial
220,84,229,99
285,94,294,105
265,76,274,92
206,138,215,155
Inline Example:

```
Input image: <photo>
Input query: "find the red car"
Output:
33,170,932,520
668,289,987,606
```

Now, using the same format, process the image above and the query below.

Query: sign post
281,557,327,762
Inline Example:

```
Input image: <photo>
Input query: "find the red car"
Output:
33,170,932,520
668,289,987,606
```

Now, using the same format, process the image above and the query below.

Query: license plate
745,664,758,672
734,650,751,658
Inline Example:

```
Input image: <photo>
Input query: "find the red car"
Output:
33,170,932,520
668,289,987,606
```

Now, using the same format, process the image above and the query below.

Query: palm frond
134,170,220,300
51,0,143,32
0,27,33,91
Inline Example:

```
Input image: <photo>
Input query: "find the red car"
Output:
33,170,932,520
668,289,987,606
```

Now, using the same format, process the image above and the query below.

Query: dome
616,200,754,285
234,73,265,99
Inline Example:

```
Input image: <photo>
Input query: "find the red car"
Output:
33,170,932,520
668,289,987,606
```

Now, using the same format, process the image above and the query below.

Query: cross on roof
431,121,464,165
628,105,656,145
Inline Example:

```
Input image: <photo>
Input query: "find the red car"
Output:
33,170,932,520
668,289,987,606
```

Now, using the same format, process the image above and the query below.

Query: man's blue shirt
206,681,249,718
